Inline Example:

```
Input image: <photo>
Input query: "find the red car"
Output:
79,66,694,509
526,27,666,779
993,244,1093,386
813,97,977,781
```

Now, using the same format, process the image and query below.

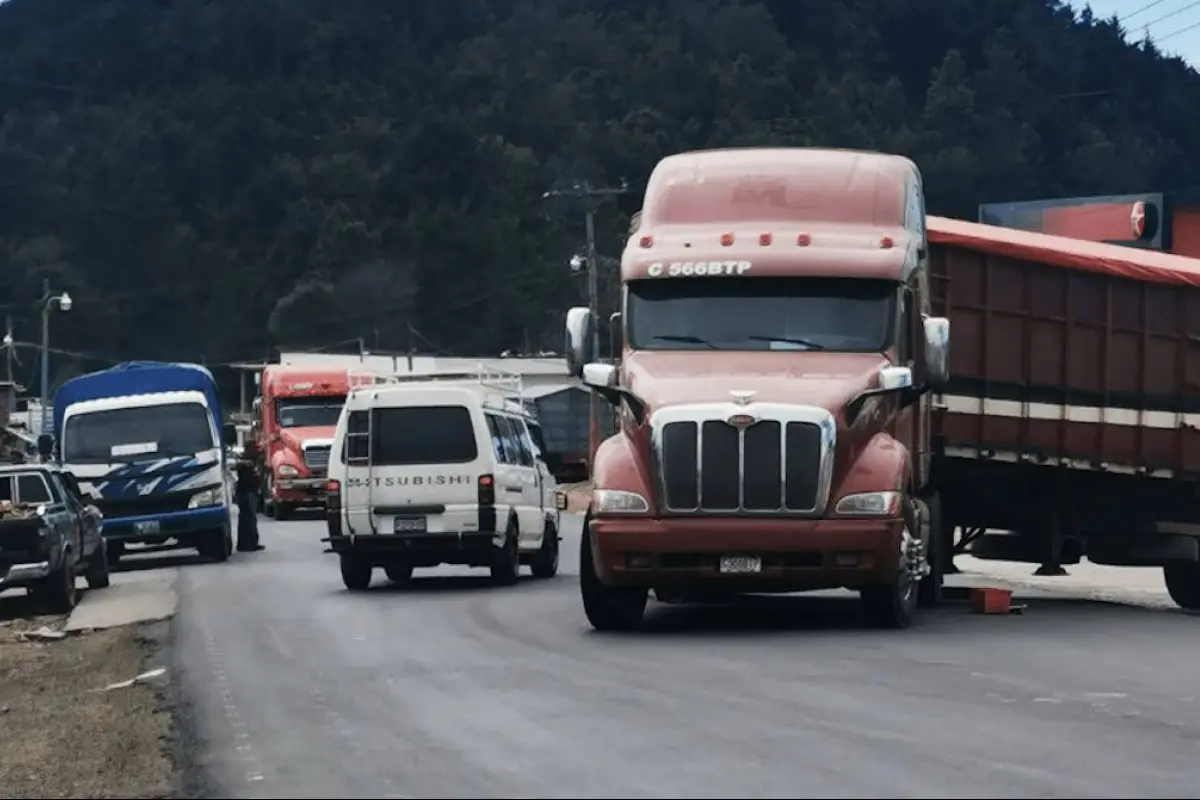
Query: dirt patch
0,616,173,799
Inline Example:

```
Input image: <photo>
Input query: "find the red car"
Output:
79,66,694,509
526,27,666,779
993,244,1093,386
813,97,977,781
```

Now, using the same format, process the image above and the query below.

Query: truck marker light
758,232,772,246
879,236,894,249
796,233,811,246
638,235,653,248
720,232,734,246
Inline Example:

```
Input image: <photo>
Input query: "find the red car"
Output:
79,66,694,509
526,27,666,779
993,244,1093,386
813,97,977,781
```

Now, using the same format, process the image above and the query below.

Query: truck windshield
627,276,896,352
62,402,216,463
275,396,345,428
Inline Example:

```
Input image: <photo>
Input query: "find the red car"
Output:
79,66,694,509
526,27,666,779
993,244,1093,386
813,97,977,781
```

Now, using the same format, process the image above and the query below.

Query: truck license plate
134,520,161,535
392,517,427,534
719,555,761,574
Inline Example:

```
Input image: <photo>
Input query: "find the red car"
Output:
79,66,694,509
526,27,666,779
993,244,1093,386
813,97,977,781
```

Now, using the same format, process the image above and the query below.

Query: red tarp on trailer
927,215,1200,288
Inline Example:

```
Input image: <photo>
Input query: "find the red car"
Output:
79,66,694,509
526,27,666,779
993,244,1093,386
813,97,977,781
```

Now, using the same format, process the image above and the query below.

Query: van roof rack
366,363,526,408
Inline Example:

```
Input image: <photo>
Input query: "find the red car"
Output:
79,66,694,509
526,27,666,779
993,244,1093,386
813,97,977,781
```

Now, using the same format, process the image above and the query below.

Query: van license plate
393,517,426,534
719,555,761,574
134,520,161,535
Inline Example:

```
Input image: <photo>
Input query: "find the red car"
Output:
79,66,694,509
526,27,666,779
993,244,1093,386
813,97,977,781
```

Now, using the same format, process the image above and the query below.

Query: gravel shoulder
0,594,174,800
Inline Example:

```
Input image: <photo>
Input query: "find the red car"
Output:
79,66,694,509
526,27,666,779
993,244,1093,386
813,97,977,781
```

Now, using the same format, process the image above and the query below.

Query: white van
323,373,561,591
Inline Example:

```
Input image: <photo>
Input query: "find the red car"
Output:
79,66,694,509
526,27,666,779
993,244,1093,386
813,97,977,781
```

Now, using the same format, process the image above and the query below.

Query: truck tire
198,524,233,563
275,502,293,521
917,492,943,609
84,541,112,590
384,563,413,583
106,540,124,567
860,497,919,629
340,555,372,591
37,549,78,614
579,515,646,631
529,520,560,579
1163,562,1200,610
490,521,521,585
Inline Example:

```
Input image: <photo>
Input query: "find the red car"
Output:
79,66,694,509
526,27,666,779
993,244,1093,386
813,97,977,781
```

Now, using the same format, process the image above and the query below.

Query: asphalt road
169,514,1200,799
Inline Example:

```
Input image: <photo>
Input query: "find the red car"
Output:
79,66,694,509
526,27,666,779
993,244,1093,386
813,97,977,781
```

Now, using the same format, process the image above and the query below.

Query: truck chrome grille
302,445,331,473
653,403,834,515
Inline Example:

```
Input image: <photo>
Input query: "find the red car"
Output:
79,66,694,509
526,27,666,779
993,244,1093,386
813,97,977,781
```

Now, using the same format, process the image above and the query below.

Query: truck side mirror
608,311,622,361
922,316,950,389
222,422,238,446
565,306,592,378
36,433,54,459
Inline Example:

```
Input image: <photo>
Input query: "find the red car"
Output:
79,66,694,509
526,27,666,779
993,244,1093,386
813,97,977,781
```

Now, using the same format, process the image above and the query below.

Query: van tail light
478,474,495,507
325,479,341,513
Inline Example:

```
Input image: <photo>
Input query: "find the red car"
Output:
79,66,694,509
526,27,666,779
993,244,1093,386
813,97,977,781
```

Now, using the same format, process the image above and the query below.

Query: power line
1125,0,1173,21
1156,15,1200,40
1143,0,1200,30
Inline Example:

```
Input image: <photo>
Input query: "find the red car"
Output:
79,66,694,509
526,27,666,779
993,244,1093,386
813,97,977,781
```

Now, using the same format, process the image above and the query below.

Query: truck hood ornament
729,390,756,405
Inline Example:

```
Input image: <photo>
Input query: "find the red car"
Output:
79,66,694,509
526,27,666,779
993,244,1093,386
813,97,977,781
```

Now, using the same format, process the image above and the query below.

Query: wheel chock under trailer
943,585,1027,615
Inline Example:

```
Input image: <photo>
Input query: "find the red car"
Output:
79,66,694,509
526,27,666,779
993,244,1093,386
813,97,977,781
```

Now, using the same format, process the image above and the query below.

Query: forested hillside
1,0,1198,383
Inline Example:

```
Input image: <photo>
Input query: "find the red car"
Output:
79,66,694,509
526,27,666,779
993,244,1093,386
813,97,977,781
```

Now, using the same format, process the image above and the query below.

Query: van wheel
85,542,112,590
1164,562,1200,610
340,555,372,591
579,515,646,631
529,520,559,579
490,521,520,585
198,524,233,563
860,496,919,629
106,540,124,566
385,563,413,583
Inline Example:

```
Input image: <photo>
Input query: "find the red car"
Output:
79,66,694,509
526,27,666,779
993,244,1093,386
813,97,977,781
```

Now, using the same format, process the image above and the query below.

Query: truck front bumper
589,516,903,591
103,505,230,544
273,478,326,506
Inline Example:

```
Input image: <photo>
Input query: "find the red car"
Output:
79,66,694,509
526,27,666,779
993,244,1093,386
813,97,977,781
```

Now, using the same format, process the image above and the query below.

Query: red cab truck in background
254,365,379,520
565,147,1200,632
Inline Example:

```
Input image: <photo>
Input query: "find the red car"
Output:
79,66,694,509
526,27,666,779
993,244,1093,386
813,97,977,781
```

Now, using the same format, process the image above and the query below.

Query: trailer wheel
1163,562,1200,610
917,492,944,609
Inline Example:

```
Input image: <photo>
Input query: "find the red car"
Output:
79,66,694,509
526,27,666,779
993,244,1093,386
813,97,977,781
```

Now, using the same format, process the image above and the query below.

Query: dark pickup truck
0,463,110,612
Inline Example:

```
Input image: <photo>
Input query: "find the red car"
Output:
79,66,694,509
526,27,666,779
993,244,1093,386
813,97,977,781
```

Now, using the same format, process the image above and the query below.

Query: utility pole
542,180,632,467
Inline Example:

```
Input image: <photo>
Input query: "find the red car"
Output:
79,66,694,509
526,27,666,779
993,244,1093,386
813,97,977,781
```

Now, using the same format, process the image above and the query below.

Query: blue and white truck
52,361,234,564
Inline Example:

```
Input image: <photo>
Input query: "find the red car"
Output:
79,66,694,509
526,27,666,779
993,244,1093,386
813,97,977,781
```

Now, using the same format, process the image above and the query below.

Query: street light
40,289,72,437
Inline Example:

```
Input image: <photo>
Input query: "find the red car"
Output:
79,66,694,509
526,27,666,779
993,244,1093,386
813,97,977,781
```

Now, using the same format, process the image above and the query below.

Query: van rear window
343,406,477,466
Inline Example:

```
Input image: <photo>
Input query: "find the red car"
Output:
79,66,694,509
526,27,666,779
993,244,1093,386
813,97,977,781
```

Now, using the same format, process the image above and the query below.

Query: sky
1075,0,1200,67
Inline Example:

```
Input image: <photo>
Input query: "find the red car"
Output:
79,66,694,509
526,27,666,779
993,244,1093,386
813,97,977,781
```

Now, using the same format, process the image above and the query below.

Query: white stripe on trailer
938,394,1200,431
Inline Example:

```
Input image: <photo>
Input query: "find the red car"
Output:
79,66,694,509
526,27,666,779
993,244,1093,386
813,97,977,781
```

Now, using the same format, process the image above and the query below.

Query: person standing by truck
236,438,264,552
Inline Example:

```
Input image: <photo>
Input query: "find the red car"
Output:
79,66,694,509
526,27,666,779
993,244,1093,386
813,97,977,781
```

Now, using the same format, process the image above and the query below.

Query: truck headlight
834,491,902,517
276,464,299,478
592,489,649,514
189,488,224,509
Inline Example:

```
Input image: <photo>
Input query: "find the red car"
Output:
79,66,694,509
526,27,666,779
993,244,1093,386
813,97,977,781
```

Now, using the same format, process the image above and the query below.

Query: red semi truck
254,365,379,519
564,147,1200,632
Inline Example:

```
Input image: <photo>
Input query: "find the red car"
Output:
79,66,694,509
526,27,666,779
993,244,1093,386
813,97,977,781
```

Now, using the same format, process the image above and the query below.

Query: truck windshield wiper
653,334,718,349
746,335,826,350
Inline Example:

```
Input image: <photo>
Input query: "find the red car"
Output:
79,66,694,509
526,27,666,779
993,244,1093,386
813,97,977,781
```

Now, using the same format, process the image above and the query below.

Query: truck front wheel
1163,561,1200,610
340,555,372,591
860,497,920,629
579,515,646,631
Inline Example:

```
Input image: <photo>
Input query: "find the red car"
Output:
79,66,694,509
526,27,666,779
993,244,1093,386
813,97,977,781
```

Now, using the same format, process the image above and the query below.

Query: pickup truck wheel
580,517,646,631
384,563,413,583
916,492,943,609
529,520,560,579
340,555,372,591
84,542,112,590
860,498,919,629
38,550,78,614
490,521,521,585
1163,562,1200,610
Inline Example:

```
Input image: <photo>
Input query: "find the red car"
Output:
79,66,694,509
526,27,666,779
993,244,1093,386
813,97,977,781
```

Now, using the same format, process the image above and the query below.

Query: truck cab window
627,276,896,353
275,397,344,428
